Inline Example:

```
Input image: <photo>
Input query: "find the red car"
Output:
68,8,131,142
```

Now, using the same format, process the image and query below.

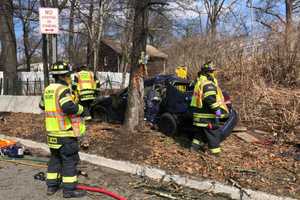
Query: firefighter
190,61,229,155
72,65,100,120
175,66,188,92
39,61,87,198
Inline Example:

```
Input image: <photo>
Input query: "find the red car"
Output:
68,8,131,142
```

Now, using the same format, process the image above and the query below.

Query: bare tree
124,0,150,131
14,0,41,71
251,0,300,84
73,0,112,72
202,0,238,39
68,0,76,63
120,0,134,88
0,0,18,94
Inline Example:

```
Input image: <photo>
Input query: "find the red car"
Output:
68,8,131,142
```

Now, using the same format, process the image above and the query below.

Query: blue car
90,74,238,138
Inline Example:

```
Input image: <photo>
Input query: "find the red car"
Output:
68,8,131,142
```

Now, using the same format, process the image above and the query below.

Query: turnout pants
47,137,80,191
193,127,223,154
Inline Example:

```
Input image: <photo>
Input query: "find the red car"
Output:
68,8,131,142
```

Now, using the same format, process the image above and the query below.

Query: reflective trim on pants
63,176,77,183
210,147,221,154
47,172,59,180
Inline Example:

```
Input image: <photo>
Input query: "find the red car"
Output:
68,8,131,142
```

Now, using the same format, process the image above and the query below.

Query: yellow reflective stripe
76,105,84,115
59,96,73,105
48,131,76,137
63,176,77,183
80,90,95,95
220,114,228,118
192,139,200,145
204,91,216,98
202,81,212,87
210,147,221,154
211,102,219,109
193,122,208,127
193,113,215,118
47,173,59,180
48,144,62,149
80,96,95,101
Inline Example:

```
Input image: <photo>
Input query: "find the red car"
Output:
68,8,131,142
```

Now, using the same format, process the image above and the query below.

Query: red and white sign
39,8,59,34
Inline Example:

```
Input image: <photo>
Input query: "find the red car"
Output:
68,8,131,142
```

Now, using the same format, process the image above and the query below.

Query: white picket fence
97,72,130,89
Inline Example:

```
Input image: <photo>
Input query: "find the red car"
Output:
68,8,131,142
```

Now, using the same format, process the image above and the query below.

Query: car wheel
91,106,108,122
158,113,178,136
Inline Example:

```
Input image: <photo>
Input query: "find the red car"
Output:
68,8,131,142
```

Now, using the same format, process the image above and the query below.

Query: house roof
102,38,168,59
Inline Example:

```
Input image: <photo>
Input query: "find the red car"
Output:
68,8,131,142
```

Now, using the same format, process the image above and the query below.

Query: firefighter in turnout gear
39,61,87,198
175,66,188,92
72,65,100,120
190,61,229,155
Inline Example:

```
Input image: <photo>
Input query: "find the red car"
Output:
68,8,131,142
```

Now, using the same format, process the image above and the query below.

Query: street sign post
39,7,59,86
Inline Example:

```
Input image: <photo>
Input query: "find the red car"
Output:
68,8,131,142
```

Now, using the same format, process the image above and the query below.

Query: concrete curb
0,134,296,200
0,96,41,114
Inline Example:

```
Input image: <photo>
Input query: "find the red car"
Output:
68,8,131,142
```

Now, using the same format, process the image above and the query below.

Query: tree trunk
120,0,134,89
124,0,149,131
0,0,18,95
87,1,94,67
68,0,75,63
23,20,31,71
285,0,293,51
93,0,104,73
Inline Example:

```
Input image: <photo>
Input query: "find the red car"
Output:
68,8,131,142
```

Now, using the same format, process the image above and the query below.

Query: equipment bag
0,139,24,158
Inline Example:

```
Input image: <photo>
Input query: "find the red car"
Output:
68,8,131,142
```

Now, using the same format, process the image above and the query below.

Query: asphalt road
0,159,232,200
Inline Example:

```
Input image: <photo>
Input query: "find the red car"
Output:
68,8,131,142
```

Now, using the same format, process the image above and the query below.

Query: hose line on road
0,156,128,200
76,185,127,200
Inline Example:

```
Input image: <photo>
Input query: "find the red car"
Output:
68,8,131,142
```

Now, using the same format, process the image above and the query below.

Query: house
99,38,168,77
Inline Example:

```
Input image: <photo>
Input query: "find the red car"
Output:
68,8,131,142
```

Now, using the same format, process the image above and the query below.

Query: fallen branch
228,178,251,200
145,189,177,200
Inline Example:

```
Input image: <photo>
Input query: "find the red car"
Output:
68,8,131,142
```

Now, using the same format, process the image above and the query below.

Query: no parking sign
39,8,59,34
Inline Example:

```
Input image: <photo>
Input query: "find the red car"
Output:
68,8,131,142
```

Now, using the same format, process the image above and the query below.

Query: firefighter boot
47,187,59,196
63,189,87,198
190,139,205,152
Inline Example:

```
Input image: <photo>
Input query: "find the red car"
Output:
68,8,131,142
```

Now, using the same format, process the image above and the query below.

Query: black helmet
49,61,71,75
79,65,89,71
200,61,215,73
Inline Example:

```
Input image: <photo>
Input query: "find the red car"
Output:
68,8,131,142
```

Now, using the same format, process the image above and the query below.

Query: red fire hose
76,185,127,200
